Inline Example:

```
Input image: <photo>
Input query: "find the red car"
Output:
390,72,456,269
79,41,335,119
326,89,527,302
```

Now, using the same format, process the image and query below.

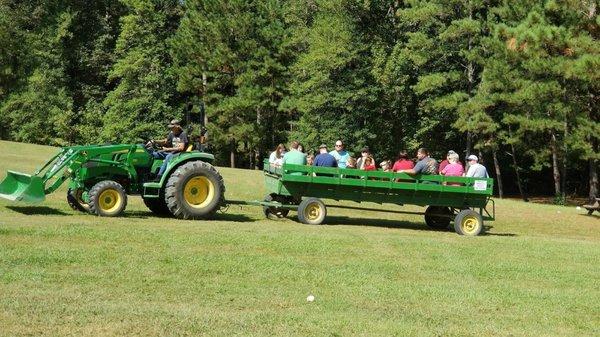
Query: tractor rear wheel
424,206,452,229
454,209,484,236
67,188,90,213
297,198,327,225
164,161,225,219
89,180,127,217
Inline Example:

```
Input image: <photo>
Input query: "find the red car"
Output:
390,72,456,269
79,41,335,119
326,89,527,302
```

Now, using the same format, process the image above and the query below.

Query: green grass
0,140,598,336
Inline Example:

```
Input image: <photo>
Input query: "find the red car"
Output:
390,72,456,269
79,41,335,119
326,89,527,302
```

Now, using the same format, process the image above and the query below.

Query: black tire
454,209,484,236
164,161,225,219
142,195,171,216
263,194,290,219
67,188,90,213
89,180,127,217
297,198,327,225
424,206,452,229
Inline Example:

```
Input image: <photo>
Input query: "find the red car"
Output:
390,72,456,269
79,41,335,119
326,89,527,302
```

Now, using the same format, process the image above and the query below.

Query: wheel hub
183,176,215,209
98,189,121,212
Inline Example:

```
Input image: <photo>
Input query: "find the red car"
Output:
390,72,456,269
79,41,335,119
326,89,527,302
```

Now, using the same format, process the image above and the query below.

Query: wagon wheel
297,198,327,225
454,209,484,236
424,206,452,229
263,194,290,219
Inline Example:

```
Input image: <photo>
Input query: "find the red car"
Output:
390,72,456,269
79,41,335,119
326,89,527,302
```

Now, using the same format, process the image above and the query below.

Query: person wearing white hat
465,155,489,178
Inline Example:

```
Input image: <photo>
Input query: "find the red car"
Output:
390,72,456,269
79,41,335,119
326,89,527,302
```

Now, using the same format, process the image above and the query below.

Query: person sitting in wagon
269,143,286,167
147,119,188,180
392,150,414,172
465,155,489,178
397,148,438,176
439,150,463,173
282,140,307,175
440,152,464,185
330,140,350,168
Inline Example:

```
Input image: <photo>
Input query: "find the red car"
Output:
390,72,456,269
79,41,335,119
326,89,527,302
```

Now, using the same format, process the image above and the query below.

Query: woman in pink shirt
392,151,414,171
441,153,464,185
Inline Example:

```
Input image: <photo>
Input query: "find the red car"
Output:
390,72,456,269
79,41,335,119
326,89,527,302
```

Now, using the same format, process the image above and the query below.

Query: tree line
0,0,598,202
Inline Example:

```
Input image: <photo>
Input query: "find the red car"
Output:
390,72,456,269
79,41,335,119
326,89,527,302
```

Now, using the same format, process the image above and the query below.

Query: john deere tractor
0,142,225,219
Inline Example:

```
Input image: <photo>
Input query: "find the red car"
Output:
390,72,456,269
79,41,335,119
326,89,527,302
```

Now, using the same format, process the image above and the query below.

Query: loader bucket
0,171,46,203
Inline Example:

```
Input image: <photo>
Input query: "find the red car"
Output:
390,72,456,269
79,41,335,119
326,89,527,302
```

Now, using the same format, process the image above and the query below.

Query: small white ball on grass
576,206,581,210
306,295,315,302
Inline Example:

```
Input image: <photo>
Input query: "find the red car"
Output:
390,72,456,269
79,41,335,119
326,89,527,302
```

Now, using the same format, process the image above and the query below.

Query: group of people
269,140,489,179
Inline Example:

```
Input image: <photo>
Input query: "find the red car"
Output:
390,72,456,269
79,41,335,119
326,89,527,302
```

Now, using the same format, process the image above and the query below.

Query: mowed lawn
0,140,598,336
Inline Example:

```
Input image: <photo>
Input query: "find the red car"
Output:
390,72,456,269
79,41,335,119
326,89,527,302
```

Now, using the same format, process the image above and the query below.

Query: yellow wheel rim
461,215,481,234
304,203,322,221
98,189,122,213
183,176,215,209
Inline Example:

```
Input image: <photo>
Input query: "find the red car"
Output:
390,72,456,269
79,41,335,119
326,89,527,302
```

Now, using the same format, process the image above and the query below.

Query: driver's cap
168,119,181,127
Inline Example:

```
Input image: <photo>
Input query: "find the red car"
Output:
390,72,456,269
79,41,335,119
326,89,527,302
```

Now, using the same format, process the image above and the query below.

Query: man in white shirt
465,155,489,178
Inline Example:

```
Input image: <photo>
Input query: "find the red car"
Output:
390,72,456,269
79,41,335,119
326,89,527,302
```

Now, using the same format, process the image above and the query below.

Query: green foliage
0,0,598,197
101,0,181,143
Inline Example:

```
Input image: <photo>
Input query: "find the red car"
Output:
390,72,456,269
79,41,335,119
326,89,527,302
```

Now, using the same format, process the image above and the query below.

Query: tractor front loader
0,143,225,219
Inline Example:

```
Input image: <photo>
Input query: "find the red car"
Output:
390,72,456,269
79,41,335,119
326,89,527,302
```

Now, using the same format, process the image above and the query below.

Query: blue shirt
329,150,349,168
314,153,337,167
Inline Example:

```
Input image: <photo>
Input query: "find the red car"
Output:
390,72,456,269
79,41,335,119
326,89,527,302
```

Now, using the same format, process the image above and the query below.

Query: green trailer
245,160,494,236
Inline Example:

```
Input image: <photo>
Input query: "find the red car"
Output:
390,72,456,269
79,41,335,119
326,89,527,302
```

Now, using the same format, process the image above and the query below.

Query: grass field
0,140,598,336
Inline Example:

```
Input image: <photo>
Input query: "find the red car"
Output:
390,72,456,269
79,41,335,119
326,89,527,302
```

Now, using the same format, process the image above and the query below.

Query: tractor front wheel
89,181,127,217
67,188,90,213
164,161,225,219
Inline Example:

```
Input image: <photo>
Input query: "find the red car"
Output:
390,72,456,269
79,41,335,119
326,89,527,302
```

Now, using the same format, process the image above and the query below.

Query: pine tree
101,0,181,143
172,0,295,167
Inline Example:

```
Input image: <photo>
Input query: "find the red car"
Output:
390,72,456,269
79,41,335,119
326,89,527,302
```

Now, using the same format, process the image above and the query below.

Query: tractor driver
147,119,188,180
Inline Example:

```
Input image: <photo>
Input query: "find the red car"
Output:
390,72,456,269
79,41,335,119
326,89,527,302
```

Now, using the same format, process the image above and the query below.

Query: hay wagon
233,160,495,236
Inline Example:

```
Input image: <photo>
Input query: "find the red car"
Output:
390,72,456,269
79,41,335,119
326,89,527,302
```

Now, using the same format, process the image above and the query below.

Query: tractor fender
158,152,215,186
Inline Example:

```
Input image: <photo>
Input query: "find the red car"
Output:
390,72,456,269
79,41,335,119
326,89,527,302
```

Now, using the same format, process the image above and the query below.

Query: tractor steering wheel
145,139,162,151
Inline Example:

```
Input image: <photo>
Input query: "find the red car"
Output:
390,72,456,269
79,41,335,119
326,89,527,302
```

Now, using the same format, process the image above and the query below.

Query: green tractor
0,142,225,218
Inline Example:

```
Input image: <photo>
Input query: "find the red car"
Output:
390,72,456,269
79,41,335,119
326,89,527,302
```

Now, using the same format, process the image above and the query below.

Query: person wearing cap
465,155,489,178
313,144,337,168
439,150,463,173
356,146,371,170
147,119,189,180
330,140,350,168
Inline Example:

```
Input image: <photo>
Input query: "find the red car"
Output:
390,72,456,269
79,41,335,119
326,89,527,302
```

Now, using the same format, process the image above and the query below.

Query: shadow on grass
6,206,69,216
303,215,518,236
319,215,433,232
578,213,599,219
121,210,255,222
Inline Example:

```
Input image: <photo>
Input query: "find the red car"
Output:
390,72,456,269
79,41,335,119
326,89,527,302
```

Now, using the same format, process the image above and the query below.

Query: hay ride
236,160,495,236
0,143,225,219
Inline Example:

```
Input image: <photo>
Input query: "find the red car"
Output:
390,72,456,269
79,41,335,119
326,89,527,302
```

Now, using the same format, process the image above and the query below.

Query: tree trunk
465,132,472,158
562,117,568,199
590,158,598,203
230,143,236,168
492,150,504,198
550,132,561,196
508,126,528,202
